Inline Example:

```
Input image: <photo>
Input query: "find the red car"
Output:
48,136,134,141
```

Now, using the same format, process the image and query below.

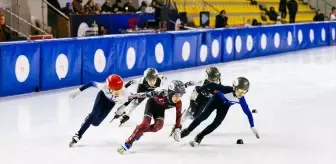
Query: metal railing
41,0,70,37
5,24,28,39
0,7,49,35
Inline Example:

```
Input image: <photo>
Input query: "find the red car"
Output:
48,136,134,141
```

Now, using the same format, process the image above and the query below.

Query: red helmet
106,74,123,90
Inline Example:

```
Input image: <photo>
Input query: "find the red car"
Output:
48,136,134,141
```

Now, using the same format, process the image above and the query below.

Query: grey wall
308,0,336,16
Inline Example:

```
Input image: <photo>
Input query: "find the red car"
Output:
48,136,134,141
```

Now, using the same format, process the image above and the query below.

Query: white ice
1,46,336,164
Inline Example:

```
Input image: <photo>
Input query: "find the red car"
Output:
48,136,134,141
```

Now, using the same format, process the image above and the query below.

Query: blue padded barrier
234,27,260,60
171,31,201,69
0,41,40,96
40,39,82,91
221,28,235,62
81,37,115,84
145,33,173,72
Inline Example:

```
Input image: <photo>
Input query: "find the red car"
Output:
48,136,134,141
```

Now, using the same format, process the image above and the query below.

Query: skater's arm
125,79,139,88
239,96,255,128
79,81,102,91
132,90,167,99
196,83,232,94
175,102,182,127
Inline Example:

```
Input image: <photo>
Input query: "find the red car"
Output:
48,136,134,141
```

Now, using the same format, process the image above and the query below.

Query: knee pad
152,119,164,132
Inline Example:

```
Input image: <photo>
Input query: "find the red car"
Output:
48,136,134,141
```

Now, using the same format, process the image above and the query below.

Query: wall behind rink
1,22,336,97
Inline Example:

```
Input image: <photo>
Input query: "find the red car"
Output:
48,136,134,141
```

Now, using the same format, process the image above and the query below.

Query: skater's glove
173,129,181,142
125,80,136,88
184,81,196,88
190,90,199,100
172,126,182,142
251,127,260,139
69,89,81,98
159,74,168,80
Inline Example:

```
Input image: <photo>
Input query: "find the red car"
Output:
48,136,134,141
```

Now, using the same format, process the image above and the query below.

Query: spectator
267,7,279,21
137,1,149,13
112,0,125,13
251,19,261,26
313,10,325,21
124,1,136,13
215,10,228,28
72,0,85,14
95,3,102,14
287,0,298,23
0,14,11,42
99,26,107,35
101,0,114,13
330,7,336,21
84,0,96,14
279,0,287,19
62,2,75,15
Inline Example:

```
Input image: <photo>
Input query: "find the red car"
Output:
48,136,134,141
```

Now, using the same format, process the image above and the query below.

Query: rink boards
1,22,336,97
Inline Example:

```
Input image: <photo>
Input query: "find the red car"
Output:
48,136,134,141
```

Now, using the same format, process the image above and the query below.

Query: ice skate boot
117,143,132,155
189,134,203,147
69,133,81,147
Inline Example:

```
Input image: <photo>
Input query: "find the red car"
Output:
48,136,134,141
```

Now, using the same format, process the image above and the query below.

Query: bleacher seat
175,0,316,27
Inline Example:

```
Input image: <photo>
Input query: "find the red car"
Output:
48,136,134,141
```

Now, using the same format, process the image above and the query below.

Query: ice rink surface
1,46,336,164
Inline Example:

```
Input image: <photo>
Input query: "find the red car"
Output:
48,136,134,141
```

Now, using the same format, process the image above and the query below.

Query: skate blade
117,147,125,154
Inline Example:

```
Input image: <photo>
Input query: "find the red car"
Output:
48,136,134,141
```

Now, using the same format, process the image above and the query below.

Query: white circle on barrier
226,37,233,54
235,36,242,53
200,45,208,62
261,33,267,50
155,43,164,64
246,35,253,51
56,54,69,80
94,49,106,73
321,28,326,41
287,31,293,46
332,28,336,41
15,55,30,83
298,30,303,44
310,29,314,43
182,41,191,61
211,39,219,58
274,33,280,48
126,47,136,70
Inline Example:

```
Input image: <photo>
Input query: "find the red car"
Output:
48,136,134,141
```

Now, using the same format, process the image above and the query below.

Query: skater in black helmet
115,68,168,126
183,66,221,120
180,77,259,147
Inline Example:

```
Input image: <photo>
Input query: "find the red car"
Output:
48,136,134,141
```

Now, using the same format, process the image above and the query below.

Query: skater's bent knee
152,120,164,132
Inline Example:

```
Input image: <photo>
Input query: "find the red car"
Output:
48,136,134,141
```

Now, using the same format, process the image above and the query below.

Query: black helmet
168,80,186,94
206,66,221,82
144,68,158,81
233,77,250,90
